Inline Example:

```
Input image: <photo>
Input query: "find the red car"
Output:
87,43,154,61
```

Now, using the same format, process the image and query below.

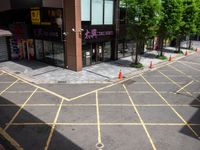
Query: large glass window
104,0,114,24
103,42,111,61
44,41,54,64
81,0,91,21
92,0,103,25
53,42,64,67
35,40,43,60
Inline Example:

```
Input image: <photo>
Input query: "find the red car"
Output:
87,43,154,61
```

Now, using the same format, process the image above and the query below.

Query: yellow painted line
8,122,200,126
123,84,156,150
0,127,23,150
1,103,200,107
141,75,200,140
179,60,200,66
95,91,104,149
4,88,38,131
159,71,200,102
4,91,35,93
168,65,200,83
0,79,19,96
44,98,64,150
178,61,200,72
69,73,142,101
2,71,70,101
176,80,194,93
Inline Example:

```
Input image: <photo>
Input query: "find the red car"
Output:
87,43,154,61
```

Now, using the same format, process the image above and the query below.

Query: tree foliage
122,0,161,64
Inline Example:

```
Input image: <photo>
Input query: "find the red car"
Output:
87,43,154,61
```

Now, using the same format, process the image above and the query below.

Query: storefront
82,26,115,67
0,29,12,62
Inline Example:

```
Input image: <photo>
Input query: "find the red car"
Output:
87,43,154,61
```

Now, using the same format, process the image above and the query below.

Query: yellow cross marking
4,88,38,131
141,75,200,140
44,99,64,150
123,84,157,150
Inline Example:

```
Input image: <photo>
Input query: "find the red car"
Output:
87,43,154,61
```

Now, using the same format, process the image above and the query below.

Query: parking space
0,52,200,150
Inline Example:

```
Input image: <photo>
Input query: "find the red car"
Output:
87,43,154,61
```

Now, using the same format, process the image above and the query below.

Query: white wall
0,1,11,12
43,0,63,8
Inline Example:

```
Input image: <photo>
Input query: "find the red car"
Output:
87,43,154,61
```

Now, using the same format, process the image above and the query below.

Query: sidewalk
0,47,196,84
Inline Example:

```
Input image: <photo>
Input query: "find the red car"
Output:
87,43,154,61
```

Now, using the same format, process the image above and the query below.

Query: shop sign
84,29,114,40
31,9,41,24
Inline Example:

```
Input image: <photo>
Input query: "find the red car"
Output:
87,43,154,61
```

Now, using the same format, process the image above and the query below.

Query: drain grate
14,72,20,74
57,81,66,84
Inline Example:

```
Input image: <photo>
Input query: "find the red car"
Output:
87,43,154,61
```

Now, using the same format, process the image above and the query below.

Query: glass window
92,0,103,25
44,41,54,64
53,42,64,67
35,40,43,60
104,0,114,24
103,42,111,61
82,43,91,66
81,0,91,21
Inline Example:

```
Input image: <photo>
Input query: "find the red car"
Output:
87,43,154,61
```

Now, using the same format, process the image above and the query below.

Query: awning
0,29,12,37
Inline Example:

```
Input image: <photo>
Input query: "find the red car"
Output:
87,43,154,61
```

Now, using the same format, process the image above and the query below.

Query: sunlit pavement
0,51,200,150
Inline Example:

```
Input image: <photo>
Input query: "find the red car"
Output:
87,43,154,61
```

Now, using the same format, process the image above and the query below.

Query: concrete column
63,0,82,71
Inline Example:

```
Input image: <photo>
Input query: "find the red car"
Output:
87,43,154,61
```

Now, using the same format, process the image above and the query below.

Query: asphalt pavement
0,51,200,150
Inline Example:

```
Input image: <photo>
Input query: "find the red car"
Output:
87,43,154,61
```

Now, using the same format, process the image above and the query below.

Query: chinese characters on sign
85,29,114,40
31,9,41,24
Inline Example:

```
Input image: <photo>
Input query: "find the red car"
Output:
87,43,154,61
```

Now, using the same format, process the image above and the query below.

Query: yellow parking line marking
44,98,64,150
4,88,38,131
123,84,156,150
10,122,200,126
1,103,200,107
179,60,200,66
4,91,34,93
178,61,200,72
176,80,194,93
141,75,200,140
168,65,200,83
159,71,200,102
2,71,70,101
0,79,19,96
96,91,104,149
69,73,143,101
0,127,23,150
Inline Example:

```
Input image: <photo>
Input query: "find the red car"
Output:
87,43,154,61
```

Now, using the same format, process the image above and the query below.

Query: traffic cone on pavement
168,55,172,62
118,69,123,80
184,50,188,56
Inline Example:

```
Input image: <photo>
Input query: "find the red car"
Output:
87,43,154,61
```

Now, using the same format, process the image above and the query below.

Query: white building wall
42,0,63,8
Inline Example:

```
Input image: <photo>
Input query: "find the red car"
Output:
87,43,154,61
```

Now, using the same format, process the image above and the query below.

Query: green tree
122,0,161,65
157,0,183,56
175,0,198,51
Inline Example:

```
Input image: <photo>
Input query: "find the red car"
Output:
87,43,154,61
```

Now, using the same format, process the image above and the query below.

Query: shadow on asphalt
180,94,200,140
0,96,83,150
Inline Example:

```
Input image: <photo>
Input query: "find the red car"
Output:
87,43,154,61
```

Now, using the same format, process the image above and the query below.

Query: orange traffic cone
184,50,188,56
168,55,172,62
149,61,153,69
118,69,123,80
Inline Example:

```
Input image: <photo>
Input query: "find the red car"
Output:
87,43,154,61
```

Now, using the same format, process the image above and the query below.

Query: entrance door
91,43,103,64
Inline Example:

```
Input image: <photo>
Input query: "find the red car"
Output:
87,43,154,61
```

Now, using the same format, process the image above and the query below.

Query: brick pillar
63,0,82,71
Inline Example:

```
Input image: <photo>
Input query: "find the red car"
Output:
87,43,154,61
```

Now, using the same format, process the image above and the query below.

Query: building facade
0,0,136,71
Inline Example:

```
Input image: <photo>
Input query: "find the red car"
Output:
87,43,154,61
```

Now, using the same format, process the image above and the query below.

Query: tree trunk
176,37,181,53
189,36,192,49
158,36,164,56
